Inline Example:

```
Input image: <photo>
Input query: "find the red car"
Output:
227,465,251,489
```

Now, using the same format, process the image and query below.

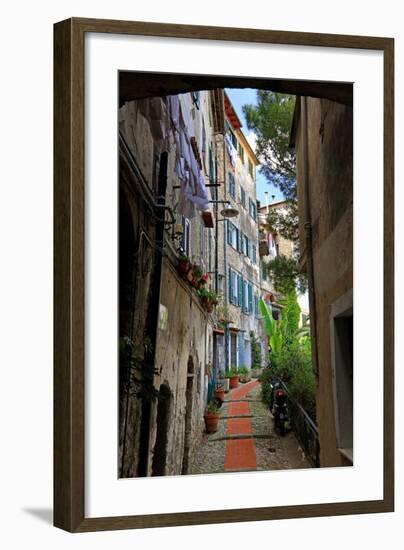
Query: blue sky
225,88,285,205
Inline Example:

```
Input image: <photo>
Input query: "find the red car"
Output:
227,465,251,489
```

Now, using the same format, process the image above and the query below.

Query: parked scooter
271,385,289,436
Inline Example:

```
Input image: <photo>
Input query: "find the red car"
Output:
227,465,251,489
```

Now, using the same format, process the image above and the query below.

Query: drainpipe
137,150,168,477
301,96,320,380
223,130,230,373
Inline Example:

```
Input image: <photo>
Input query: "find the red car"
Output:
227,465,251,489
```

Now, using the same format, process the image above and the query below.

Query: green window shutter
229,268,233,303
238,274,243,306
209,144,214,181
241,278,245,311
248,283,253,314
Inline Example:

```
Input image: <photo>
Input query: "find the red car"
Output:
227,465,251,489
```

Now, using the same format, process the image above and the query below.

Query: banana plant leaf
259,298,275,337
270,331,283,354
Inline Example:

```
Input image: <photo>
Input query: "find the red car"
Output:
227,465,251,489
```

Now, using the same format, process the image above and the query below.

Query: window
191,91,200,109
228,269,239,306
330,290,353,462
226,123,237,149
240,185,246,208
248,158,255,179
230,332,238,367
254,292,259,317
243,235,249,257
242,280,249,313
199,225,206,270
237,274,243,307
247,283,253,314
228,172,236,199
238,142,245,163
180,216,191,257
249,198,257,221
227,221,239,250
252,244,257,264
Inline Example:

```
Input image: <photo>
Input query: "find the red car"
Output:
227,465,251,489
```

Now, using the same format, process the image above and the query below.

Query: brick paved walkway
224,380,259,471
189,379,311,475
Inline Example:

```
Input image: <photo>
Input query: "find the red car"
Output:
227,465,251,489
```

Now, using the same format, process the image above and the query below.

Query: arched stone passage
119,72,352,106
151,384,172,476
181,356,195,475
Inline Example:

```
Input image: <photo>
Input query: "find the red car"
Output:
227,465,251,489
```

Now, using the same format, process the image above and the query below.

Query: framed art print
53,17,394,532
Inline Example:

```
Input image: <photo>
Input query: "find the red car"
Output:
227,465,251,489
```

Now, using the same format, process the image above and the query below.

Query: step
210,433,273,442
218,414,254,420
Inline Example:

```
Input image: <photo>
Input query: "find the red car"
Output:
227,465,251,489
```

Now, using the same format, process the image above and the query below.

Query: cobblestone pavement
189,379,311,475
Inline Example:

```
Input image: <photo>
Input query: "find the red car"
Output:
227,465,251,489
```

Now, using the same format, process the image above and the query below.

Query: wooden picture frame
54,17,394,532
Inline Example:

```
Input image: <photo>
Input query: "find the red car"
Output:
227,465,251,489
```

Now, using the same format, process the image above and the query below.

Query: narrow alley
190,380,310,475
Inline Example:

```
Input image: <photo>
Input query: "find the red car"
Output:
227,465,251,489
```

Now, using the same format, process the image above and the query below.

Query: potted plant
227,367,240,389
200,273,209,286
238,366,251,383
204,401,220,433
191,264,203,289
214,383,225,403
177,254,190,278
199,289,218,313
218,371,230,393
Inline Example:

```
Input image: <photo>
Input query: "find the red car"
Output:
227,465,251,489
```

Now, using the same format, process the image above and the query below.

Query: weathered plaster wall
296,97,353,467
147,259,213,475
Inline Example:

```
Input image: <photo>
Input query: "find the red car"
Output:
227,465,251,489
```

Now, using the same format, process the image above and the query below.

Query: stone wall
295,97,353,467
147,259,213,475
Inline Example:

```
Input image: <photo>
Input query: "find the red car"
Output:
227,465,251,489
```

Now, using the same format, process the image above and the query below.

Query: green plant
198,287,210,299
205,401,219,415
259,291,316,422
192,264,203,278
264,255,307,295
178,253,189,262
250,332,262,370
259,298,283,353
226,367,239,377
119,335,160,401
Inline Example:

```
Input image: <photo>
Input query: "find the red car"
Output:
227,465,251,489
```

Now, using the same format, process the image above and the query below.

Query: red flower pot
178,259,190,278
204,413,219,433
214,388,225,402
229,375,239,389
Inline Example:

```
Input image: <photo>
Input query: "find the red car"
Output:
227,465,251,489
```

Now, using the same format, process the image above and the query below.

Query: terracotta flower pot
229,375,239,389
214,388,225,402
186,269,194,283
178,259,190,278
204,413,219,433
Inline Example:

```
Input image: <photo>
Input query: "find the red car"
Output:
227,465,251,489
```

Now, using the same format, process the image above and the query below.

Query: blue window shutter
227,222,232,245
248,284,253,314
209,144,214,181
238,274,243,306
229,269,233,303
241,278,245,311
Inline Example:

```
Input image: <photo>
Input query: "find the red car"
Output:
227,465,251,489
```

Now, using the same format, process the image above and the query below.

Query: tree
243,91,299,241
264,254,307,295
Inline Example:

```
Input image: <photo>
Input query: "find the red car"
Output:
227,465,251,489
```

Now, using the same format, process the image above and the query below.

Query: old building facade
292,96,353,468
118,90,219,476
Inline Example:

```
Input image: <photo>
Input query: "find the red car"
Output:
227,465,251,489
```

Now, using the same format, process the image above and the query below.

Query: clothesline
137,94,210,219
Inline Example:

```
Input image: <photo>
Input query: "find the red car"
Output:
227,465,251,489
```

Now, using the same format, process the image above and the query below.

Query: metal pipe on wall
301,96,320,380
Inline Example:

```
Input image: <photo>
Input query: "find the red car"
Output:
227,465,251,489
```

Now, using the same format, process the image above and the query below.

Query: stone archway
151,383,172,476
181,356,195,475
